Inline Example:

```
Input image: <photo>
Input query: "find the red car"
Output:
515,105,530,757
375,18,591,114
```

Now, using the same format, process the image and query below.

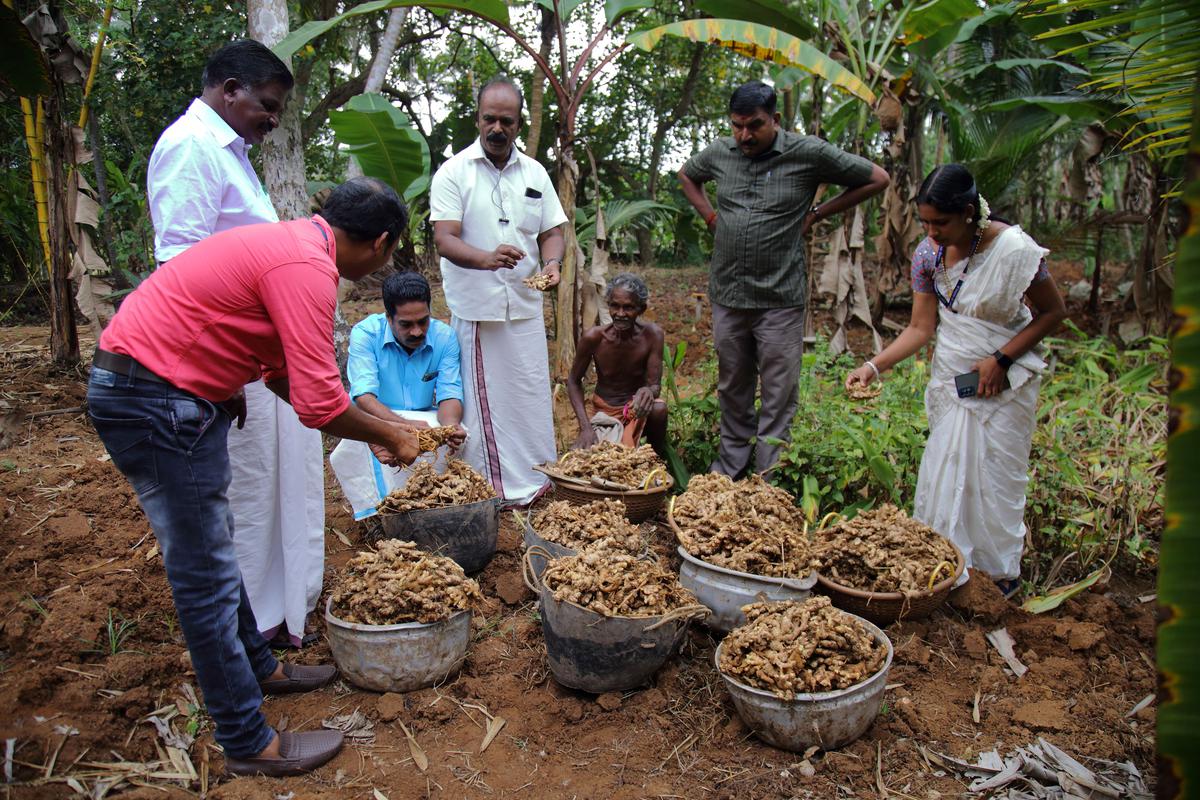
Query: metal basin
677,546,818,633
715,615,893,752
378,497,499,573
521,519,575,579
324,597,470,693
538,583,701,693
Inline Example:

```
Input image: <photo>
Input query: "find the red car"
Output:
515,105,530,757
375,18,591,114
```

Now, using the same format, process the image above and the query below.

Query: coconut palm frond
1027,0,1197,159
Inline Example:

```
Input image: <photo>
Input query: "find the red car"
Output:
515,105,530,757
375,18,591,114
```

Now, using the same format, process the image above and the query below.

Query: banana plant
327,92,431,201
1157,80,1200,799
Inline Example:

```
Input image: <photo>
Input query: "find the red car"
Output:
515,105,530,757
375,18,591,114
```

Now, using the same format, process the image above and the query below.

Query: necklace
934,232,981,312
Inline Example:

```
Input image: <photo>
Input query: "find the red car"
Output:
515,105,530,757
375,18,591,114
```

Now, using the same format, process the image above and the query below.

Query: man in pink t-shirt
88,178,415,777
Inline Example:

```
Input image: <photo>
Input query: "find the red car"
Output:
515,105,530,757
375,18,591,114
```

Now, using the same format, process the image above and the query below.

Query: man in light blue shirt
348,272,465,432
334,272,467,519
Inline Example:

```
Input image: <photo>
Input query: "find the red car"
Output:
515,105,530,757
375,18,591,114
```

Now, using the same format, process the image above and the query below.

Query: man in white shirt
147,40,325,649
430,76,567,505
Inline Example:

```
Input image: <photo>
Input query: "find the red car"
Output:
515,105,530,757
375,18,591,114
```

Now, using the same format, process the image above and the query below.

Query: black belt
93,349,170,385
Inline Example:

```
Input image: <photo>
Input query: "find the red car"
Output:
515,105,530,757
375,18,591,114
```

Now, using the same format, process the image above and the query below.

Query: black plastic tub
378,497,499,573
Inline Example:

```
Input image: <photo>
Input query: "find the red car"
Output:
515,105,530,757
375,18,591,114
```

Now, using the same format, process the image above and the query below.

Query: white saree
912,226,1049,582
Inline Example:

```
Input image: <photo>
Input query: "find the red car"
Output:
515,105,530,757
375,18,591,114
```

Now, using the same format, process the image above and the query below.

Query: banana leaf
627,19,874,104
0,4,51,97
1020,565,1110,614
1158,79,1200,797
273,0,510,61
693,0,817,40
901,0,982,57
328,93,430,202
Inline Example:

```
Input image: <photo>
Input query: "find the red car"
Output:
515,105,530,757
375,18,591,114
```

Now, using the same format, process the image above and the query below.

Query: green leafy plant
664,343,720,484
769,344,929,519
85,609,141,657
21,594,49,620
1023,322,1166,589
328,92,431,201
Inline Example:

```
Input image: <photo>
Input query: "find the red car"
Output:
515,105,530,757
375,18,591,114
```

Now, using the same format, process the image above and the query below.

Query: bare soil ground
0,264,1156,798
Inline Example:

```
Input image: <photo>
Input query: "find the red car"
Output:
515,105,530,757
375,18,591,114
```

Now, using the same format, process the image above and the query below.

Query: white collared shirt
147,98,278,263
429,138,567,322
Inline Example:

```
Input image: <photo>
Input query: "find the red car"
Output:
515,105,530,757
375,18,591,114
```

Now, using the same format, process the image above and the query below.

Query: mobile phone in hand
954,371,980,398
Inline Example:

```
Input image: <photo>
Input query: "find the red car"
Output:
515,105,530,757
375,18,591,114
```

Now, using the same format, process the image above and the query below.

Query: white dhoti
227,380,325,646
453,315,556,504
911,227,1050,583
328,409,453,520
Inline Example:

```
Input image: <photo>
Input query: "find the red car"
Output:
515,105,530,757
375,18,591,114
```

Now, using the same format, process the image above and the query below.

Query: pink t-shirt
100,216,350,428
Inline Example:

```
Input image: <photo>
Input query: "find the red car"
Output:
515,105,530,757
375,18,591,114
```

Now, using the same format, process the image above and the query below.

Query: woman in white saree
845,165,1067,598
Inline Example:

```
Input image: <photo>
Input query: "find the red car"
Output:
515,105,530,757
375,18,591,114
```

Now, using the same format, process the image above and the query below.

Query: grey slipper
224,729,344,777
260,662,338,695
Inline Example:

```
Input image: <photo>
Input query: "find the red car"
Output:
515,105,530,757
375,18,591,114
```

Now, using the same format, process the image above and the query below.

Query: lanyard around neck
933,233,981,312
310,218,332,256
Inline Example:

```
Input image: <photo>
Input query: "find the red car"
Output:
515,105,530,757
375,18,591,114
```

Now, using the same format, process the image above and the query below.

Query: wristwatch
992,350,1013,369
543,257,563,269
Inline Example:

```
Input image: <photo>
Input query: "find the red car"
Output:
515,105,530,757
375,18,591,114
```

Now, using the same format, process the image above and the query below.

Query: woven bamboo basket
815,541,966,626
546,475,674,523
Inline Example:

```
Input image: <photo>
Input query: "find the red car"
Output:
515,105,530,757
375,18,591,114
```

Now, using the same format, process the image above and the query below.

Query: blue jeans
87,367,277,758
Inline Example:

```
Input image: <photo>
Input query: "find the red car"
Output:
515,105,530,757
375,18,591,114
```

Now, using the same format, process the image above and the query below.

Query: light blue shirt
347,313,463,411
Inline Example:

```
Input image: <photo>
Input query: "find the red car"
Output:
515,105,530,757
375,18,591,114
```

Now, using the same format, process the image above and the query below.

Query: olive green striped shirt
683,130,875,309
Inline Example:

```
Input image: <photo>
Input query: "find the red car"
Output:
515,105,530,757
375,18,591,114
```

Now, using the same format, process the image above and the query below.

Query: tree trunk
553,141,580,380
45,90,79,366
249,0,351,379
639,42,705,266
1132,160,1173,333
525,7,555,159
871,101,924,323
810,78,823,137
345,7,418,281
248,0,308,221
86,110,115,266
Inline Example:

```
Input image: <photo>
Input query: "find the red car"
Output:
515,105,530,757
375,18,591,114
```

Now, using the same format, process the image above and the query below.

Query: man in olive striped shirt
679,80,889,477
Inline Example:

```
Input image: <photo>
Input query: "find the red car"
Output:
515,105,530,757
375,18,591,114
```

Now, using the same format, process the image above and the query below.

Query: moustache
486,133,508,144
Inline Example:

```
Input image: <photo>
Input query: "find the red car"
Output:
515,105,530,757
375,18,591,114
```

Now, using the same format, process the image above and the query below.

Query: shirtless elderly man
567,273,668,457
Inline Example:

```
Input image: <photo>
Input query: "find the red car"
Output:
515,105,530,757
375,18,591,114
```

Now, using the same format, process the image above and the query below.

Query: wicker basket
546,475,674,523
815,542,966,626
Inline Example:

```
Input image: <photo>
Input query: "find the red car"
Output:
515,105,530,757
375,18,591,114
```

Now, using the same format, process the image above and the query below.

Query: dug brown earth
0,266,1156,797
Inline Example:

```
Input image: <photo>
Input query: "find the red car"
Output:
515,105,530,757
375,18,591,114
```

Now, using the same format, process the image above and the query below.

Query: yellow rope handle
817,511,844,530
641,467,666,490
927,560,953,591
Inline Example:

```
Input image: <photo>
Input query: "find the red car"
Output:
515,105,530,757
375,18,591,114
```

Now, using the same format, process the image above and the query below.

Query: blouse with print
910,236,1050,294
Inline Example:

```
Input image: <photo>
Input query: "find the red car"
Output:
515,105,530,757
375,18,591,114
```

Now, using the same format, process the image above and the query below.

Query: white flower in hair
977,196,991,230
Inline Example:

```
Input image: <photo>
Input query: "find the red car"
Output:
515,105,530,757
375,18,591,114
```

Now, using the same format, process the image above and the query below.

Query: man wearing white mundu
429,75,567,506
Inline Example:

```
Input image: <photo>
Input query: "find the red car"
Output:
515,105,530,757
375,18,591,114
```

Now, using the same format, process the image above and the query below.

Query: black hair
916,164,980,217
477,75,524,115
729,80,776,116
319,177,407,247
202,40,294,91
382,272,431,317
605,272,649,309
